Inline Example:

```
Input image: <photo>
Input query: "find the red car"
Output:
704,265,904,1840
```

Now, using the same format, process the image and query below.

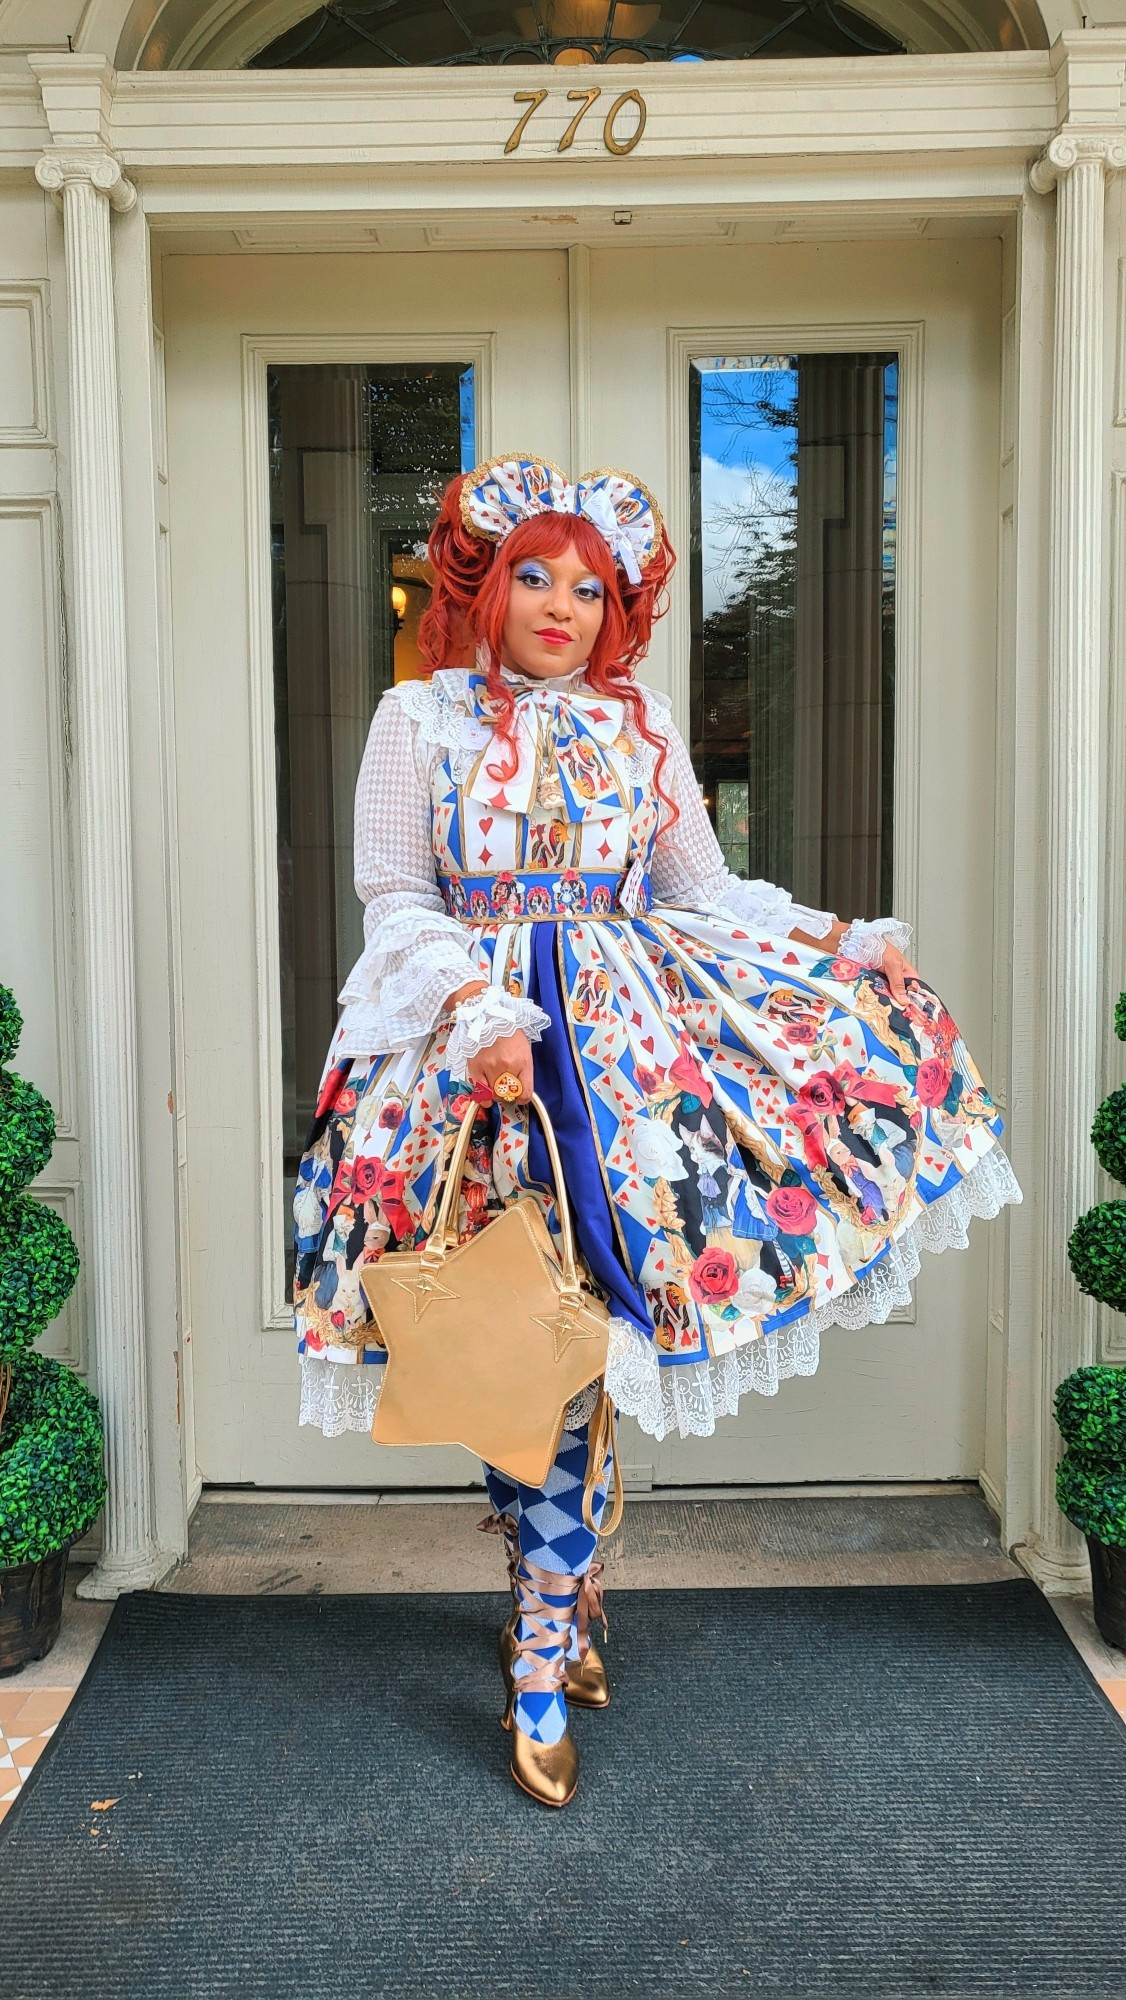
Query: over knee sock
483,1421,612,1742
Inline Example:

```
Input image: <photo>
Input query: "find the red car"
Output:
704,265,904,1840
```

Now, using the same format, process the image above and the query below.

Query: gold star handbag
359,1094,623,1528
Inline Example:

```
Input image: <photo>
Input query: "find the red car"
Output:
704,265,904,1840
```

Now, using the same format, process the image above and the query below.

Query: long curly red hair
417,473,677,810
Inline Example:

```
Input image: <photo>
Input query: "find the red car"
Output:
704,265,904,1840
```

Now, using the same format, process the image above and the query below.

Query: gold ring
493,1072,522,1103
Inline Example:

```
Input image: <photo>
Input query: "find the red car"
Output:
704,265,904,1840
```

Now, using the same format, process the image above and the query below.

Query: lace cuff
337,905,483,1052
446,987,552,1071
838,916,914,968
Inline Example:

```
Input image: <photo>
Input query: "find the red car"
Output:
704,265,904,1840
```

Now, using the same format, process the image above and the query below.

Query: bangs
501,512,618,584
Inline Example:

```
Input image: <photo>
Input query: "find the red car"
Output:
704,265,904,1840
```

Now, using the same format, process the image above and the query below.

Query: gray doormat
1,1582,1123,2000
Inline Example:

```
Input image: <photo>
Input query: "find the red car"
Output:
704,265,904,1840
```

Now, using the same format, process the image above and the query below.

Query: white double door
163,232,1001,1490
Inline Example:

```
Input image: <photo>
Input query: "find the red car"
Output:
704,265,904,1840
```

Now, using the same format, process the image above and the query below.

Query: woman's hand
445,979,535,1103
467,1030,535,1105
878,944,919,1009
786,918,919,1007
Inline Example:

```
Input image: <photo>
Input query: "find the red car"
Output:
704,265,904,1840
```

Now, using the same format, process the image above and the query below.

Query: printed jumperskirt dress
293,667,1021,1444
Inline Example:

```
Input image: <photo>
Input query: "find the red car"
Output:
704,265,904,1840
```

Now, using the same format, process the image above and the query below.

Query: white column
1025,130,1126,1586
35,148,168,1597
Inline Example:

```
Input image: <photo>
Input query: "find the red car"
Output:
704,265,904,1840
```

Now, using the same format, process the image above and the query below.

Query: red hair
417,475,677,815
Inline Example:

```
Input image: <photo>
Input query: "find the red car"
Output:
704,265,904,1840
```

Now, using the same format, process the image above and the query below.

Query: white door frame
19,37,1126,1590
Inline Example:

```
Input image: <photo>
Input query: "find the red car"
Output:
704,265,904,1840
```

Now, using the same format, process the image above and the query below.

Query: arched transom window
251,0,906,68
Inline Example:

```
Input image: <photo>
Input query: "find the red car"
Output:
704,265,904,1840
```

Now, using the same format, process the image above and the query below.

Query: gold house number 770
505,87,648,157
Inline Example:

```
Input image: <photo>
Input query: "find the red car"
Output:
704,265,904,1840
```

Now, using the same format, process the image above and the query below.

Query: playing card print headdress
460,454,664,587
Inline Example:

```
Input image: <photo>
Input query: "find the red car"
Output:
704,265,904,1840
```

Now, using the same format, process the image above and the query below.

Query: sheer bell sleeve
331,689,485,1058
646,706,838,938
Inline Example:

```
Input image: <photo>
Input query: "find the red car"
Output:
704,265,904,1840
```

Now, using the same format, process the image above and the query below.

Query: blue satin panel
526,921,651,1339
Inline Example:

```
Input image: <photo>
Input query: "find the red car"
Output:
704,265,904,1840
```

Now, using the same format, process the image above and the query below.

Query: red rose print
305,1328,325,1352
915,1058,952,1108
313,1064,351,1121
766,1184,818,1235
633,1066,661,1097
786,1019,819,1046
450,1093,476,1121
352,1157,379,1200
336,1089,358,1114
800,1071,846,1116
688,1247,739,1306
669,1046,713,1107
378,1102,404,1130
830,956,860,980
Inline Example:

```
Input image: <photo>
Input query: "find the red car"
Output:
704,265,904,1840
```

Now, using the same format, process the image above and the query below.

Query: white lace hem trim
604,1141,1023,1442
298,1358,602,1441
298,1143,1021,1445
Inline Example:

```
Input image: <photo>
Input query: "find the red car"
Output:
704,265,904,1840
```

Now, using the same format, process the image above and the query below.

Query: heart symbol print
783,952,799,966
478,817,493,833
641,1035,655,1054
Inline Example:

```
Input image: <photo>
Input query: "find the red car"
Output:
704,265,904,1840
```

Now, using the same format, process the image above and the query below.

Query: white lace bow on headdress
460,454,663,585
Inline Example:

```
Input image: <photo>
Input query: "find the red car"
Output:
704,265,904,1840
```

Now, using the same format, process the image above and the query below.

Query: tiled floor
2,1496,1124,1826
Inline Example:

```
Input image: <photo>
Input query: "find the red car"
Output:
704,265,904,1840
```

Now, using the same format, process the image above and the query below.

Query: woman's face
499,545,606,679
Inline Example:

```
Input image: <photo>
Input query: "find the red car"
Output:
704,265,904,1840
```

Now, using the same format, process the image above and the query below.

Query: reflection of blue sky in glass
459,366,476,473
693,356,897,616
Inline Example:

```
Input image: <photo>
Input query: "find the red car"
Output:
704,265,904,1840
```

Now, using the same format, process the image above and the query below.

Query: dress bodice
426,671,660,921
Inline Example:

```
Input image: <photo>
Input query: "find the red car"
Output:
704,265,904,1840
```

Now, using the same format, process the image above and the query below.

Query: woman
293,455,1021,1808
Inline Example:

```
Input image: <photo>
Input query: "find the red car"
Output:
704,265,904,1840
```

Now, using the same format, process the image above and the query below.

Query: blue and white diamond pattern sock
482,1421,612,1736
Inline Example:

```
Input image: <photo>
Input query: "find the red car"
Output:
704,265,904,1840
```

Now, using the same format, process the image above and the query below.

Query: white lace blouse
331,667,904,1062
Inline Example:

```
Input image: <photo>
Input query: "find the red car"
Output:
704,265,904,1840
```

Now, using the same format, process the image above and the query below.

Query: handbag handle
426,1093,586,1309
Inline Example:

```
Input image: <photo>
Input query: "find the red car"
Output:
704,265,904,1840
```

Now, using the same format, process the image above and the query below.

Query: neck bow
464,673,632,821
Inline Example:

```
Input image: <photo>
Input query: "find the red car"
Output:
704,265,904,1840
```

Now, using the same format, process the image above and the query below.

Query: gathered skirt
294,907,1021,1443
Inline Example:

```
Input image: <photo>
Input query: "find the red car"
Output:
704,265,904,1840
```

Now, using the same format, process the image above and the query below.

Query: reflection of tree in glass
700,369,798,612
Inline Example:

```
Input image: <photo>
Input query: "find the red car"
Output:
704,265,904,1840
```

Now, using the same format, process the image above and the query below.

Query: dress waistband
437,867,651,922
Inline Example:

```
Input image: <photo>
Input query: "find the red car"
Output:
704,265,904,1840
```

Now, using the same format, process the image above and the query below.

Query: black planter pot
0,1546,70,1675
1086,1534,1126,1653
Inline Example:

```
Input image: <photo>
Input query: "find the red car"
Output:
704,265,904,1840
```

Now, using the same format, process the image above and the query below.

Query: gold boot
483,1513,612,1712
500,1551,581,1808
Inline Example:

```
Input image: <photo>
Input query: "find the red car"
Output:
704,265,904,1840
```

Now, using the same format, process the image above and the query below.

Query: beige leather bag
360,1095,624,1529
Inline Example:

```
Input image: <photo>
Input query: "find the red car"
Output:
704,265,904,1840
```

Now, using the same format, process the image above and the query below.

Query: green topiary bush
0,985,106,1567
1057,995,1126,1549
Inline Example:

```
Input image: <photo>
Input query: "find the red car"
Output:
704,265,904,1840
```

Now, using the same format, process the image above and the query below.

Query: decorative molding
240,331,495,1331
0,55,1065,184
663,320,923,939
567,243,591,475
34,149,137,213
1029,127,1126,194
1000,304,1016,467
151,321,167,485
0,283,54,446
0,493,78,1142
1115,259,1126,428
1025,131,1115,1586
30,1181,86,1373
38,149,161,1598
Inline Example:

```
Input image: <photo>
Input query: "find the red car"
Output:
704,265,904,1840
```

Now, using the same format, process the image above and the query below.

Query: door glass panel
268,360,475,1292
689,351,897,919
